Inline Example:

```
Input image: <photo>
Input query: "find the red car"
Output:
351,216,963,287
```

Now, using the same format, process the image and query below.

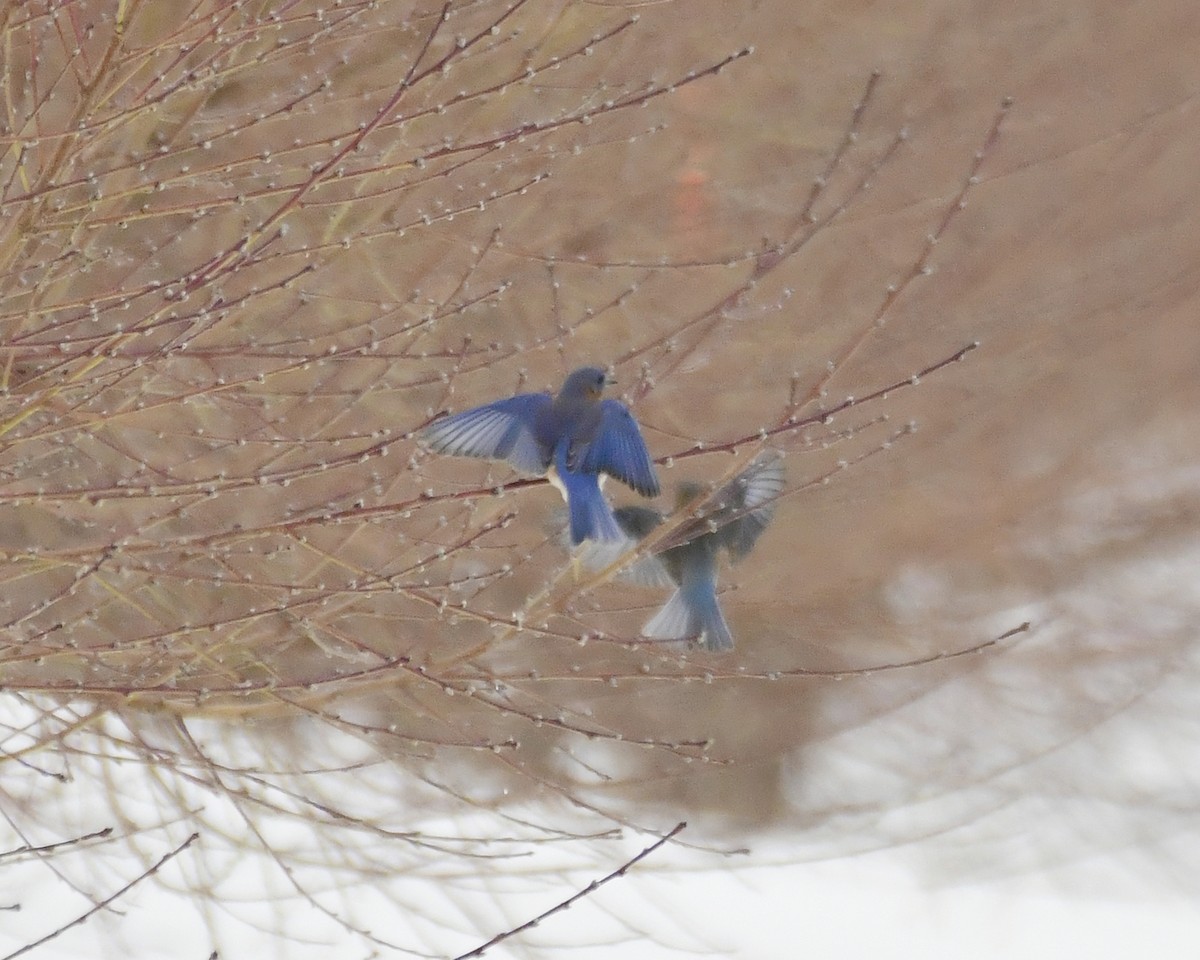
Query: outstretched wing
572,399,659,497
719,450,785,561
607,505,676,588
652,450,784,557
420,393,552,475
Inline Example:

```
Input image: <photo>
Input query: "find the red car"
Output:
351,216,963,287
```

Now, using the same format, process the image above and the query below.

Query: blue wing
604,506,676,587
720,451,785,561
573,399,659,497
421,393,552,476
650,451,784,557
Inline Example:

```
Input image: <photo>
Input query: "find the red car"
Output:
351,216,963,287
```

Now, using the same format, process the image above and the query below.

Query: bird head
560,366,614,402
674,480,709,511
612,504,662,539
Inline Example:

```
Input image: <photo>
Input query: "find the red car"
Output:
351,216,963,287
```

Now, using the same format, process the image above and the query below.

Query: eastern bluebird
609,451,784,652
420,366,659,544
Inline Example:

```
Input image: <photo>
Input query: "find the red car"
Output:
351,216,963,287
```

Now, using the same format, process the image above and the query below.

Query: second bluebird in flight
610,451,784,652
421,366,659,544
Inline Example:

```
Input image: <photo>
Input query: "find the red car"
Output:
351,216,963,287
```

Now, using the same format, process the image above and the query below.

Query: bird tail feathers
568,485,623,544
643,581,734,652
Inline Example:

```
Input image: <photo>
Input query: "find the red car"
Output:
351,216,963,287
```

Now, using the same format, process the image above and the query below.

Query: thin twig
2,832,199,960
454,822,688,959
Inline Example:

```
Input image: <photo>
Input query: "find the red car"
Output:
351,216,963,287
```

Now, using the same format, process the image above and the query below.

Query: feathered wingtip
721,449,785,561
419,394,552,476
552,505,673,585
576,536,676,589
652,449,785,557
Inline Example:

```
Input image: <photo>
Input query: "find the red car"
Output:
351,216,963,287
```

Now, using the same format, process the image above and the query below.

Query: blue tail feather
567,478,622,543
682,576,734,652
552,449,622,544
643,575,734,651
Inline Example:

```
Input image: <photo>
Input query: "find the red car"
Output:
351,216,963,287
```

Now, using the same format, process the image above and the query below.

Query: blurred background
1,1,1198,956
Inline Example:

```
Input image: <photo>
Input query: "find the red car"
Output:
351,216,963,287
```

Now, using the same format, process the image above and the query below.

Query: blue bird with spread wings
420,366,659,544
607,450,784,652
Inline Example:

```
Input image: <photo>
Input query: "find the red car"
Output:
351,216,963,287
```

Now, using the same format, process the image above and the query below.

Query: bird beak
604,373,617,386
